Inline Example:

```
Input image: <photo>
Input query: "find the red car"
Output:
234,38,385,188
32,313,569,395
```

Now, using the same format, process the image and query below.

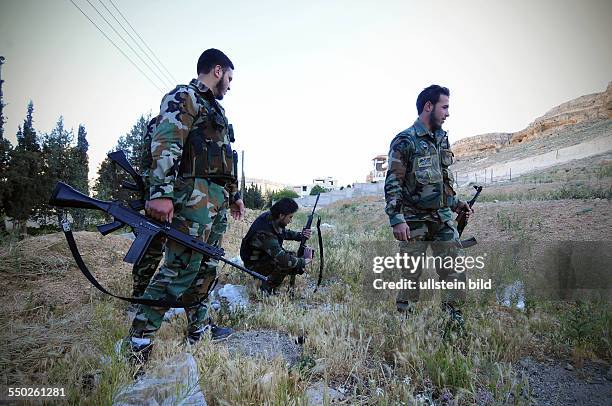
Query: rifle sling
60,216,204,309
313,215,324,293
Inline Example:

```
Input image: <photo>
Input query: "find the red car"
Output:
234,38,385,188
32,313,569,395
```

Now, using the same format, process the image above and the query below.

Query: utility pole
0,56,5,140
240,150,246,198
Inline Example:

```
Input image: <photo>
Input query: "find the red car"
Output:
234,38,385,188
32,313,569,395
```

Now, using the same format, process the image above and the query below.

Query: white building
293,176,339,198
366,155,387,183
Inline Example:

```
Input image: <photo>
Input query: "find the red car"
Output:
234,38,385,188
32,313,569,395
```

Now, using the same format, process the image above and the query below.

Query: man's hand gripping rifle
457,185,483,248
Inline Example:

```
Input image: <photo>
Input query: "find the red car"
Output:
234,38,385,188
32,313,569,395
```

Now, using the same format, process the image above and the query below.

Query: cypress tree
41,117,75,223
3,102,45,235
70,124,90,229
94,114,150,204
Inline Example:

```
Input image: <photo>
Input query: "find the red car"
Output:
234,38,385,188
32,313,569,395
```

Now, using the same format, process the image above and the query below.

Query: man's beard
214,73,226,100
430,112,442,131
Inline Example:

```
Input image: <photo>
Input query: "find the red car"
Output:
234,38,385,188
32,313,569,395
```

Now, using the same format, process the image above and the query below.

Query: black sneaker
259,282,278,296
187,324,234,344
396,301,416,315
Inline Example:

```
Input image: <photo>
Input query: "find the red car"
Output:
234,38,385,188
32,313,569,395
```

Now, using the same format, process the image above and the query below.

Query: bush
310,185,330,195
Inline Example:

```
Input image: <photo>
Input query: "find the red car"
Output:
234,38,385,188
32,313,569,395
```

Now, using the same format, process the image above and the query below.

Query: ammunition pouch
179,117,238,182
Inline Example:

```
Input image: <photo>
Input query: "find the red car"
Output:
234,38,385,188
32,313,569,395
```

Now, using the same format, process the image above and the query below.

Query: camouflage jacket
384,119,460,226
147,79,240,203
240,211,306,271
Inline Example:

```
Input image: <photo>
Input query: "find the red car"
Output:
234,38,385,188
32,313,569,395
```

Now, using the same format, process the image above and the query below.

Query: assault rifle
49,182,267,283
289,193,324,292
457,185,483,248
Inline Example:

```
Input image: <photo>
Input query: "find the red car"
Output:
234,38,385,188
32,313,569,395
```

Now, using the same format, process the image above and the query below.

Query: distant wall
296,182,384,207
455,134,612,186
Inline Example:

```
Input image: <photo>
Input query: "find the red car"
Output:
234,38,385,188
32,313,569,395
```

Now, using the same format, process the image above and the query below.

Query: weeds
2,198,610,404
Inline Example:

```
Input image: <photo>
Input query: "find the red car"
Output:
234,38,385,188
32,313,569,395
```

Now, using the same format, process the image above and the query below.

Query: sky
1,0,611,187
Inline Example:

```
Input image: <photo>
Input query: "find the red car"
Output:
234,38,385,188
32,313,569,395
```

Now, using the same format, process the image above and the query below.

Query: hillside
452,82,612,166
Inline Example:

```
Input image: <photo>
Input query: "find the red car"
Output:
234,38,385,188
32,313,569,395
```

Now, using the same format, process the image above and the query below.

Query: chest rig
402,128,455,210
178,83,238,183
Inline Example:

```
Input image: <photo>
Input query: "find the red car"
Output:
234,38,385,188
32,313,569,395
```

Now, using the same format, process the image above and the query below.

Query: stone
113,352,206,406
305,381,345,405
605,366,612,381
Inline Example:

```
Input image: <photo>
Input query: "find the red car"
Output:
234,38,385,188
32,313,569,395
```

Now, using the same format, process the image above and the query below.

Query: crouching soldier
240,198,312,294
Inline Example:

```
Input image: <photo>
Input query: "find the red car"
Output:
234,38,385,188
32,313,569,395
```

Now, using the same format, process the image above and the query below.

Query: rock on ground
113,352,206,406
220,329,302,366
305,381,345,405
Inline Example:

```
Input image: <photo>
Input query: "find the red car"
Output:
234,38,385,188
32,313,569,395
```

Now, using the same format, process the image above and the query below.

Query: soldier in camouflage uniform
240,198,312,294
384,85,473,317
131,118,228,302
125,49,244,361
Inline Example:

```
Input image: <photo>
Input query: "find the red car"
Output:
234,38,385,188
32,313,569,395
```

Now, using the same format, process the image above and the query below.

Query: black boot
187,323,234,344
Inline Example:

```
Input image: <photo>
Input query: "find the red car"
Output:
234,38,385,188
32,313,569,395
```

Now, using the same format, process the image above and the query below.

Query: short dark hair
270,198,299,218
416,85,450,114
196,49,234,75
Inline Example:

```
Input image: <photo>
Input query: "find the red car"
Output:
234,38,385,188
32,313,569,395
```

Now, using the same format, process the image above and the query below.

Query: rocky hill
452,132,512,157
453,82,612,158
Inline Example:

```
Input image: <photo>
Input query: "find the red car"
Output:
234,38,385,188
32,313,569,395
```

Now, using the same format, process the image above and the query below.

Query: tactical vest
179,82,238,183
240,211,284,262
399,128,456,210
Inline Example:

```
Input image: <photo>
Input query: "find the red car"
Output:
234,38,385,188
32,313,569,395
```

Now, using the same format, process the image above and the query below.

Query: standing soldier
125,49,244,363
130,118,229,310
240,198,312,294
384,85,473,319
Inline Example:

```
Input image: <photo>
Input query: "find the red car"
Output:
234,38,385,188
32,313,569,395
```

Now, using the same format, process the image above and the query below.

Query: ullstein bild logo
372,278,492,291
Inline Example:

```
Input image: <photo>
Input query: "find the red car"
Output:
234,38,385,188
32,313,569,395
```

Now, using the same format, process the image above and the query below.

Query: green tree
264,188,299,207
2,102,45,234
0,138,12,230
243,184,265,209
94,114,150,204
310,184,330,195
253,184,265,209
70,124,90,229
41,117,76,223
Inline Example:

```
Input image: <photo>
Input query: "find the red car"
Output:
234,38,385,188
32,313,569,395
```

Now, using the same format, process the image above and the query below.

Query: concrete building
243,178,291,194
293,176,339,198
366,154,387,183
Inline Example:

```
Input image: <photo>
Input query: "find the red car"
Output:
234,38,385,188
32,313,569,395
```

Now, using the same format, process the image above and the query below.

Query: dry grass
1,197,610,404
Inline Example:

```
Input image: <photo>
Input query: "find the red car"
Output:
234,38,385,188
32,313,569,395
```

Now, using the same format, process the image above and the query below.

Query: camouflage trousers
129,178,229,340
247,252,298,291
131,210,228,298
396,218,466,307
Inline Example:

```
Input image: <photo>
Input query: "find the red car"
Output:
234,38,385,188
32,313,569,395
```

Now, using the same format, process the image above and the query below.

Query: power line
68,0,164,93
83,0,171,90
96,0,175,87
108,0,178,84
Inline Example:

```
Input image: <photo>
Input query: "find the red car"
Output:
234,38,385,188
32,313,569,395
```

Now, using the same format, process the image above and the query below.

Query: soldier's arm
384,137,413,226
441,139,461,211
149,88,198,201
252,231,305,271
